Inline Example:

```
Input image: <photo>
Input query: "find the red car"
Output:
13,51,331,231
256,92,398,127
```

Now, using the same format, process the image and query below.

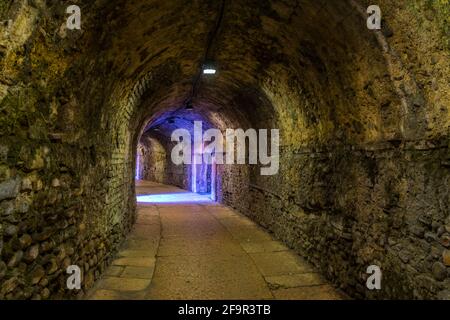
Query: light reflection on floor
136,192,212,203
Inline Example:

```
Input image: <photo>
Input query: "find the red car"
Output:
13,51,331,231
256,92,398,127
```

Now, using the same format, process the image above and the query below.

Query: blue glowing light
136,192,212,203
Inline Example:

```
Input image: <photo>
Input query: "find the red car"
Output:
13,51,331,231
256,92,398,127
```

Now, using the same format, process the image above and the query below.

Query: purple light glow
137,192,212,203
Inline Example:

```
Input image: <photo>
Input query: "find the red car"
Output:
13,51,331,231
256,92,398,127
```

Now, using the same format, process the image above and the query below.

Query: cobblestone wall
219,140,450,299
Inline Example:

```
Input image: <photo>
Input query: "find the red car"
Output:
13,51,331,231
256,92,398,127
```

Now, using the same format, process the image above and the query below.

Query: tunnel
0,0,449,300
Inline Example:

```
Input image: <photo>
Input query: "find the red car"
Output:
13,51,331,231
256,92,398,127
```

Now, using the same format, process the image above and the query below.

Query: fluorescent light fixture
202,60,217,75
203,68,216,74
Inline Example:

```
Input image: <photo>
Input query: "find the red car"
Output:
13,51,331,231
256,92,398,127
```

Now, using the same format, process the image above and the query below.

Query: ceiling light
202,61,217,75
203,68,216,74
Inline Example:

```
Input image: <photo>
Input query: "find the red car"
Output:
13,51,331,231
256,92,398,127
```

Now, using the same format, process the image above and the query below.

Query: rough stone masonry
0,0,449,299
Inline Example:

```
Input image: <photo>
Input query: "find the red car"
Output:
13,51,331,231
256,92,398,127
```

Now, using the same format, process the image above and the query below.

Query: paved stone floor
87,181,344,300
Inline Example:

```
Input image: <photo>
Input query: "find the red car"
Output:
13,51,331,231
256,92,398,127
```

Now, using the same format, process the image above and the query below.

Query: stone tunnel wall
213,0,450,299
0,0,137,299
137,136,166,183
160,139,191,190
137,133,191,190
219,141,450,299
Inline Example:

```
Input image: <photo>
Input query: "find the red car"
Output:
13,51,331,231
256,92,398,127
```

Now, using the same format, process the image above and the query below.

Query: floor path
87,181,344,300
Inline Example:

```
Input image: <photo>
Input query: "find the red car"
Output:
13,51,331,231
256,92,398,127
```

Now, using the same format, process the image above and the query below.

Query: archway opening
134,106,221,202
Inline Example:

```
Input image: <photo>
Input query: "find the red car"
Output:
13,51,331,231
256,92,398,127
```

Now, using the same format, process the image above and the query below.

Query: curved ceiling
66,0,399,147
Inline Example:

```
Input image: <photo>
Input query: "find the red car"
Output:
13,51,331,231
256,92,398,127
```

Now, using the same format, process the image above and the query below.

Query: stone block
0,177,21,201
443,250,450,266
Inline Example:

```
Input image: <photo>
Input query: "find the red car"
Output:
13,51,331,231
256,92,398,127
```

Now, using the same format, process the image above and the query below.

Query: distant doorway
191,150,216,201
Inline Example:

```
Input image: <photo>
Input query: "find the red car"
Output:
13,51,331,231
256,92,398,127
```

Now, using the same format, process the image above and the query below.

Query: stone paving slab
118,249,156,258
88,181,343,300
226,226,275,243
241,240,290,253
146,278,274,300
146,255,273,300
98,277,151,291
121,266,155,279
249,251,314,276
89,289,124,300
265,273,327,289
121,238,159,253
136,214,160,225
128,225,160,240
219,216,259,228
272,285,344,300
112,257,156,268
205,207,242,219
151,254,264,280
105,266,124,277
157,238,244,257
